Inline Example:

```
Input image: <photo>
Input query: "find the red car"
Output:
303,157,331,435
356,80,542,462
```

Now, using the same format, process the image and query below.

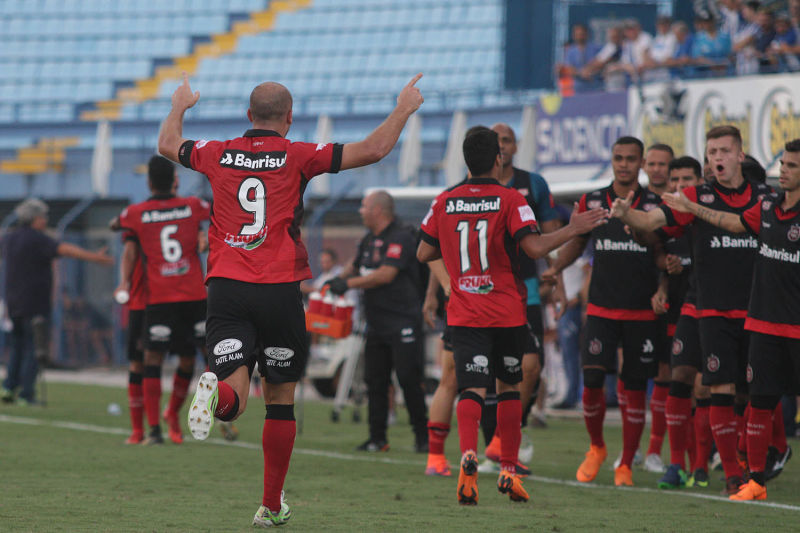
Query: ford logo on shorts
213,338,243,356
473,355,489,367
265,347,295,361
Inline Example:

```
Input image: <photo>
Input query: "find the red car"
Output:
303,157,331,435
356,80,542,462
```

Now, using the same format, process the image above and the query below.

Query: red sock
693,403,712,472
427,422,450,456
666,394,691,469
772,403,787,454
647,382,669,456
621,388,646,467
497,396,521,472
457,395,483,454
710,403,742,478
215,380,238,419
143,368,162,428
617,379,627,420
747,408,772,474
686,410,697,470
168,370,192,415
582,387,606,448
262,409,296,511
736,404,749,454
128,380,143,435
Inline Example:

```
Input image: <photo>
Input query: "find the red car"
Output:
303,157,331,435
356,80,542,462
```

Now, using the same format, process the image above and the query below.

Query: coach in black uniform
329,190,428,452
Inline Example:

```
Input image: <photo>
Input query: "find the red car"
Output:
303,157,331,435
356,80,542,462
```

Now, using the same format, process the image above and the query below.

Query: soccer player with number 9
157,72,424,527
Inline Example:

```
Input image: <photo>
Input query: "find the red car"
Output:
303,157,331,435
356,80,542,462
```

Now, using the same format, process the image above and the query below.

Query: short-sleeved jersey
179,129,342,284
119,195,209,305
420,177,539,328
580,184,661,320
740,193,800,338
122,231,147,311
353,220,422,334
659,179,773,316
508,168,559,303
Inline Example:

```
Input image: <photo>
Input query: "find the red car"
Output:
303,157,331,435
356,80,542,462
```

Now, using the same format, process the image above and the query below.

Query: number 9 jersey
119,194,210,305
419,177,539,328
178,129,343,284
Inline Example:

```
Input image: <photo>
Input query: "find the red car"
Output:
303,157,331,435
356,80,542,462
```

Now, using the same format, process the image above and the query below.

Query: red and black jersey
420,177,539,328
660,180,773,316
580,184,661,320
119,195,209,305
179,130,342,284
740,192,800,338
122,231,147,311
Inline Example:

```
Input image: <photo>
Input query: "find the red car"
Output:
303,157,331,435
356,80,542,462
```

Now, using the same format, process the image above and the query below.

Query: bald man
158,72,424,527
329,189,429,454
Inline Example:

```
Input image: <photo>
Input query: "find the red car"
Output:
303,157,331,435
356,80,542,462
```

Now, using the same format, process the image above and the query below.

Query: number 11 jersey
420,177,539,328
179,129,343,284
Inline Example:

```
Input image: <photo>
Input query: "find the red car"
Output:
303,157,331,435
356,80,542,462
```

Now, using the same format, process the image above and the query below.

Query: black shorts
525,305,544,364
144,299,206,352
698,316,748,387
655,315,670,365
452,326,525,390
747,331,800,396
442,324,453,352
206,278,308,384
582,315,659,383
670,314,702,370
127,309,145,363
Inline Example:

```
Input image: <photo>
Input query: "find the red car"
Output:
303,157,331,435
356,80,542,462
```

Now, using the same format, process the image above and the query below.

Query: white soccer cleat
253,491,291,528
187,372,218,441
518,432,535,464
612,448,643,470
643,453,666,473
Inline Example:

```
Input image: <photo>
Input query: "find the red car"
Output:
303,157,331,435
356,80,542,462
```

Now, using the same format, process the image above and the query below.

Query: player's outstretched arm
340,74,424,170
520,204,607,260
158,72,200,163
57,243,114,266
662,191,746,233
611,190,667,232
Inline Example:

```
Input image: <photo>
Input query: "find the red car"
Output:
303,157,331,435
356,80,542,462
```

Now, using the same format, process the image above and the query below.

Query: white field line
2,413,799,513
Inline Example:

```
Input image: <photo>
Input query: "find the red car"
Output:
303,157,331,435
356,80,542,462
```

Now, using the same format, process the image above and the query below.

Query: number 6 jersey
119,194,210,305
179,129,343,284
420,177,539,328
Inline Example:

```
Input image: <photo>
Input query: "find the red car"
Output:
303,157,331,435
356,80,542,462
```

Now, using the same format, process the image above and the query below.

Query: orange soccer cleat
729,479,767,501
425,453,452,476
497,470,529,502
576,444,608,483
457,451,479,505
614,464,634,486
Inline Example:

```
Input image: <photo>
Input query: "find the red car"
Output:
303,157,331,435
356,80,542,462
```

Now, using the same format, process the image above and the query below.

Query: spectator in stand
643,15,679,81
557,23,602,92
691,14,733,76
581,25,625,92
766,13,800,72
620,19,654,75
731,1,762,74
791,0,800,32
663,21,695,77
719,0,745,38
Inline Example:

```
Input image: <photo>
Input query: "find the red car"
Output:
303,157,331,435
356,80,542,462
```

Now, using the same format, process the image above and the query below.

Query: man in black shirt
1,198,112,405
329,190,428,452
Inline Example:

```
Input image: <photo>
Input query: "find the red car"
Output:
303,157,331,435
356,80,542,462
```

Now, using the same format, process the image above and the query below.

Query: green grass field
1,382,798,532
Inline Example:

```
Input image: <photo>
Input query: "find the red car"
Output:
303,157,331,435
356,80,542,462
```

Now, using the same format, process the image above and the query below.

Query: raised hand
397,73,424,114
568,201,608,234
610,190,634,218
662,191,691,213
172,72,200,111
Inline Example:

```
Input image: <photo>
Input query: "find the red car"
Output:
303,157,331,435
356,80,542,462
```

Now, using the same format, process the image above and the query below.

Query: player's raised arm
340,74,424,170
521,203,607,261
662,190,747,233
158,72,200,163
610,190,668,232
